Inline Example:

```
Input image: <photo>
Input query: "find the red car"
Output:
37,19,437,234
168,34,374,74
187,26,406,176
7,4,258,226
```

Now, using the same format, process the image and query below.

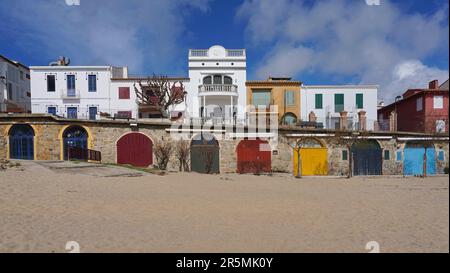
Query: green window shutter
342,150,348,160
335,94,344,113
384,150,390,160
252,90,271,106
356,93,363,109
315,94,323,109
285,90,295,106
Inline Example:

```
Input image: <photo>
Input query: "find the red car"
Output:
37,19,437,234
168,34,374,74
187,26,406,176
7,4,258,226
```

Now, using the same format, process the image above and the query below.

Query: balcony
61,89,80,99
198,84,238,95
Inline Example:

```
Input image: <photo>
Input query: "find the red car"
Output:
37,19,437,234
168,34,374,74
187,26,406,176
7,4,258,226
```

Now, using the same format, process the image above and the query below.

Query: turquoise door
404,145,436,176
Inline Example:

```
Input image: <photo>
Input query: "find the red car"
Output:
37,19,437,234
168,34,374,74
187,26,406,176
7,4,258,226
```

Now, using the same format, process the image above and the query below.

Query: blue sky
0,0,448,102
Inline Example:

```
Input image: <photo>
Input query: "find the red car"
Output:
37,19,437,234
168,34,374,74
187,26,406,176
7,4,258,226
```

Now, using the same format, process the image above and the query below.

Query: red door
237,139,271,174
117,133,153,167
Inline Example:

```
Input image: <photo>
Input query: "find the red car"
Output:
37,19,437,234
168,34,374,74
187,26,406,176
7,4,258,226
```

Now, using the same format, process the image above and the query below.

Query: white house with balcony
300,85,378,130
0,54,31,113
185,45,247,122
30,65,137,120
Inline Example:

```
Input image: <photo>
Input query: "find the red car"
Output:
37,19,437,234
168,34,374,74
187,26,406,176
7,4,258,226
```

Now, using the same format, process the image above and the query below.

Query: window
67,75,76,96
252,90,271,106
315,94,323,109
26,74,30,80
47,75,56,92
436,120,446,133
356,93,363,109
384,150,390,160
335,94,344,113
433,95,443,109
88,75,97,92
282,113,297,125
89,107,97,120
416,97,423,111
213,75,222,84
119,87,130,99
285,91,295,106
67,107,78,119
438,150,445,161
47,106,57,115
224,76,232,85
396,150,402,161
7,83,13,100
203,76,212,85
342,150,348,160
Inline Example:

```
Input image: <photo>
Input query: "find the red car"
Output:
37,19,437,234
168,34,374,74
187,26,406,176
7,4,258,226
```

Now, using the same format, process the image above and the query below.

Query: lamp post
394,95,402,132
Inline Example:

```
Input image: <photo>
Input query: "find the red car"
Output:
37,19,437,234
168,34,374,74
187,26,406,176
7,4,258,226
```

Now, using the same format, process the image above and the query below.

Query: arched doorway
190,133,220,174
237,139,271,174
351,140,382,176
294,138,328,176
9,124,34,160
63,126,88,160
117,132,153,167
404,142,436,176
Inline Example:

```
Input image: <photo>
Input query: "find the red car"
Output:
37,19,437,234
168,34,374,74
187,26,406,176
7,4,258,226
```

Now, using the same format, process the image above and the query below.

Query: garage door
117,133,153,167
293,138,328,176
237,139,271,174
191,133,220,174
351,140,382,176
404,144,436,176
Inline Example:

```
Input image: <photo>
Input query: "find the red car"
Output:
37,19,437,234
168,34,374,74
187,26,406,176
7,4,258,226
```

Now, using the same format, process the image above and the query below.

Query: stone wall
1,115,448,176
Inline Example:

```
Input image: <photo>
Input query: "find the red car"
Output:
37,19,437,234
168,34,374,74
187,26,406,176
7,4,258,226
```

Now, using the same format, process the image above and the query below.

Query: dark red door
117,133,153,167
237,139,271,174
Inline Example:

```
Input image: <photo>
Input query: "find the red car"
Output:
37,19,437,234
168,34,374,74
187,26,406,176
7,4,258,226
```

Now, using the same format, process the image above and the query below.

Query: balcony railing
189,49,246,57
198,84,238,94
190,49,208,57
61,89,80,99
226,49,245,57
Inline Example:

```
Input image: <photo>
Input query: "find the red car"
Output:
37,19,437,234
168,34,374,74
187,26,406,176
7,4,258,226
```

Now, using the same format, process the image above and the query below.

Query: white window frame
433,95,443,109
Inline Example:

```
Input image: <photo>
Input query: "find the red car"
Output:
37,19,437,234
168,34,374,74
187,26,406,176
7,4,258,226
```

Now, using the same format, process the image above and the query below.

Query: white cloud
1,0,210,74
237,0,449,102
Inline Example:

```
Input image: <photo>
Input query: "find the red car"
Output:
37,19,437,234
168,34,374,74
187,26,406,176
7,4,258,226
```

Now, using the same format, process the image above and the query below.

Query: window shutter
335,94,344,112
315,94,323,109
356,94,363,109
119,87,130,99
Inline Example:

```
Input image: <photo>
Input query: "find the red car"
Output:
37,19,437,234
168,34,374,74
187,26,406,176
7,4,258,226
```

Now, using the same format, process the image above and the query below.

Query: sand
0,160,448,253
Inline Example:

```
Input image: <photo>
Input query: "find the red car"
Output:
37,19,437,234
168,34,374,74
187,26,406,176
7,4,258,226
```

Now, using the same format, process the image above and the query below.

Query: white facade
30,65,137,120
0,55,31,113
185,45,247,120
301,85,378,130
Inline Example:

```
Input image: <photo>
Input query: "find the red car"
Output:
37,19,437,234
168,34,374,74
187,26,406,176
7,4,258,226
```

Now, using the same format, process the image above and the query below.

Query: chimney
429,80,439,90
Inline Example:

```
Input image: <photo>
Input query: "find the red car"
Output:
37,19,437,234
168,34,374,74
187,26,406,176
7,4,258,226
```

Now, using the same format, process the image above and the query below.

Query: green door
190,133,220,174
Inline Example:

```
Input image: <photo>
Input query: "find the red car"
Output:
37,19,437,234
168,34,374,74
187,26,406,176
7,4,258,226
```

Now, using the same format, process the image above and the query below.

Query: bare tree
154,138,173,170
175,139,190,172
134,75,186,118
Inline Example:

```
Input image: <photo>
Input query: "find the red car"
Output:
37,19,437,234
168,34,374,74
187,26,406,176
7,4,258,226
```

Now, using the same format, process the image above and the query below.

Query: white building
30,65,135,120
300,85,379,130
0,54,31,113
185,45,247,121
30,62,190,120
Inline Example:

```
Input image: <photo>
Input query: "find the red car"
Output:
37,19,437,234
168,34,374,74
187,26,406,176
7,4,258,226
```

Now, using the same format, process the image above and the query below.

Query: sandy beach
0,160,448,253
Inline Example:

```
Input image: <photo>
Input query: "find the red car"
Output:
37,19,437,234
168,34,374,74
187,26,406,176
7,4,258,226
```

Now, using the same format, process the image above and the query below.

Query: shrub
154,138,173,170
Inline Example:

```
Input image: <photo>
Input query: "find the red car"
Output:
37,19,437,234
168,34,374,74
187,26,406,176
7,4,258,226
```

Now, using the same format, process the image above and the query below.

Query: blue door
67,107,78,119
404,144,436,176
351,140,382,176
48,106,57,116
89,107,97,120
63,126,88,160
9,124,34,160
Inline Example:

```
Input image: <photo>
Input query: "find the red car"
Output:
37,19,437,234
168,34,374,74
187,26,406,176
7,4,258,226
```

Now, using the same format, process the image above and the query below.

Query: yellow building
246,77,302,125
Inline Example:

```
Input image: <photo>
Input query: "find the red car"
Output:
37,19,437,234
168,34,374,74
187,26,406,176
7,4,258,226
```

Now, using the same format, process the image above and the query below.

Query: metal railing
198,84,238,93
67,146,102,162
226,49,245,57
60,89,80,99
189,49,208,57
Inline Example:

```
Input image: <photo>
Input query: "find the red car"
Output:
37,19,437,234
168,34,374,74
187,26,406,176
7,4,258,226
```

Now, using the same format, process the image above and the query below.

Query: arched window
224,76,233,85
213,75,222,84
282,113,297,125
203,76,212,85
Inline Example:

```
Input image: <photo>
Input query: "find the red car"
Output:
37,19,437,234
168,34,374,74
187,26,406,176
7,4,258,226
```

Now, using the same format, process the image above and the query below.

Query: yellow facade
246,77,301,124
293,147,328,176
